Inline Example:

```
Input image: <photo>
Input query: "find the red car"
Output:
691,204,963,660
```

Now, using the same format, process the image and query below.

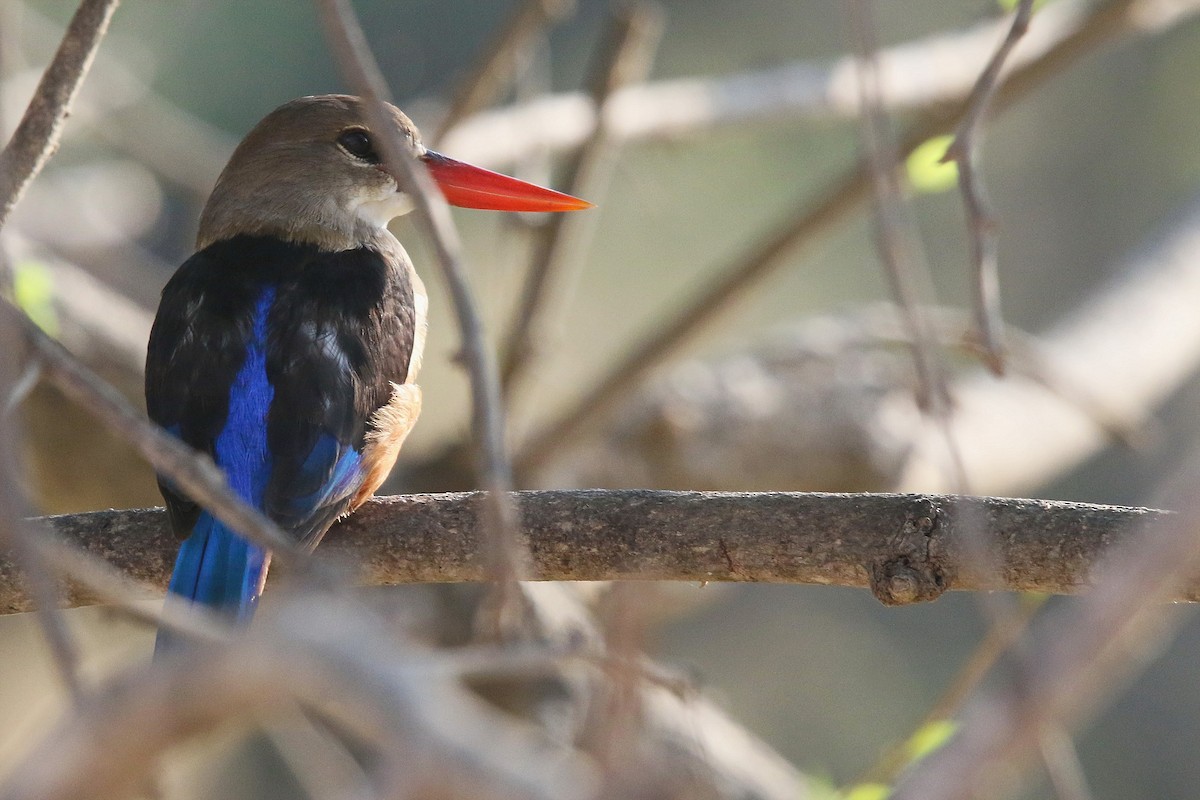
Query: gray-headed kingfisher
145,95,588,627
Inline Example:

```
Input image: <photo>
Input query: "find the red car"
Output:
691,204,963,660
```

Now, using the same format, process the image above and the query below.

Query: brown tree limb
0,0,119,231
0,490,1173,615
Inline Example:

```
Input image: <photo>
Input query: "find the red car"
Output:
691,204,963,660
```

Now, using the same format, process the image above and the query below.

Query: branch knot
868,497,947,606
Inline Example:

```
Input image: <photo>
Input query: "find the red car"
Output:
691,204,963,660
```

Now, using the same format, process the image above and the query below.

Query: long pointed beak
420,150,592,212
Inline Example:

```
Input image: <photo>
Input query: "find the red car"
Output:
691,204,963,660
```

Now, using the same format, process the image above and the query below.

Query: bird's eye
337,128,379,164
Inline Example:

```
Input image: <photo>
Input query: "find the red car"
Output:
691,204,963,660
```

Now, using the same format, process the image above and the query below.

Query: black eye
337,128,379,163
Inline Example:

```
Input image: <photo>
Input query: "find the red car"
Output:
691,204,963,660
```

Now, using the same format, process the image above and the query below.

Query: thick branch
1,490,1172,614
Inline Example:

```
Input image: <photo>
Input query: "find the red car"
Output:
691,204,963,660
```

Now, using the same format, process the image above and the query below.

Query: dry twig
844,0,950,417
942,0,1039,374
433,0,575,143
0,0,118,229
314,0,529,623
512,0,1168,477
892,452,1200,799
500,4,664,404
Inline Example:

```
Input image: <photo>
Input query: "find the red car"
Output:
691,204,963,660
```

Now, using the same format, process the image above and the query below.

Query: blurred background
2,0,1200,797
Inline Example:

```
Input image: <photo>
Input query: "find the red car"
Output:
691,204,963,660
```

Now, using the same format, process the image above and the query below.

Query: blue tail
169,511,268,616
156,512,269,654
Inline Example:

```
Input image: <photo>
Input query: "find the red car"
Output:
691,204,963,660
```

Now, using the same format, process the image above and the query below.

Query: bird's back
147,233,421,617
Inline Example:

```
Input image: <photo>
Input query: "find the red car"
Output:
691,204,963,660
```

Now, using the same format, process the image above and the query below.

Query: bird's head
197,94,589,251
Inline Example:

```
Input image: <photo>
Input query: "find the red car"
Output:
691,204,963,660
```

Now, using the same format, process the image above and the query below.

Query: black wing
145,235,416,546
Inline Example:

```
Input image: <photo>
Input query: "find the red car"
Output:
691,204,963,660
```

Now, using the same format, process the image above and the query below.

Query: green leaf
997,0,1052,12
840,783,891,800
13,259,58,337
905,135,958,194
905,719,958,762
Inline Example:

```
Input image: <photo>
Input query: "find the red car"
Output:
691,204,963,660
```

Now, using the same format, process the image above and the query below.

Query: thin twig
314,0,528,619
942,0,1039,374
858,595,1045,786
500,4,663,406
844,0,949,416
433,0,575,144
513,0,1158,478
891,448,1200,799
0,0,119,231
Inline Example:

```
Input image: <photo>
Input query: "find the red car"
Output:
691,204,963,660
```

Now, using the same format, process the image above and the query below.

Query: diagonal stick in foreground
314,0,530,610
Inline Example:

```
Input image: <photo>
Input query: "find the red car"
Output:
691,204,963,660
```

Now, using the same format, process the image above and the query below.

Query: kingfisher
146,94,589,631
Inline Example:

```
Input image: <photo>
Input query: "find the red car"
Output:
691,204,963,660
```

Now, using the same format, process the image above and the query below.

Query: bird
145,94,589,635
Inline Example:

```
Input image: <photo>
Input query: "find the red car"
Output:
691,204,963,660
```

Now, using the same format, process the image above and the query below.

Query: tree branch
942,0,1038,374
315,0,528,620
512,0,1176,477
0,0,119,231
500,4,663,402
433,0,574,143
0,490,1173,615
441,0,1200,168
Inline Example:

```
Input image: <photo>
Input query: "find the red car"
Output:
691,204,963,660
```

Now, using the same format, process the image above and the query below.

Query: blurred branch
433,0,575,143
500,4,663,403
943,0,1039,374
441,0,1197,168
891,452,1200,799
0,326,83,698
512,0,1196,478
0,298,306,563
14,2,236,194
316,0,528,618
0,594,594,800
0,490,1177,614
0,0,118,231
845,0,951,416
896,191,1200,494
